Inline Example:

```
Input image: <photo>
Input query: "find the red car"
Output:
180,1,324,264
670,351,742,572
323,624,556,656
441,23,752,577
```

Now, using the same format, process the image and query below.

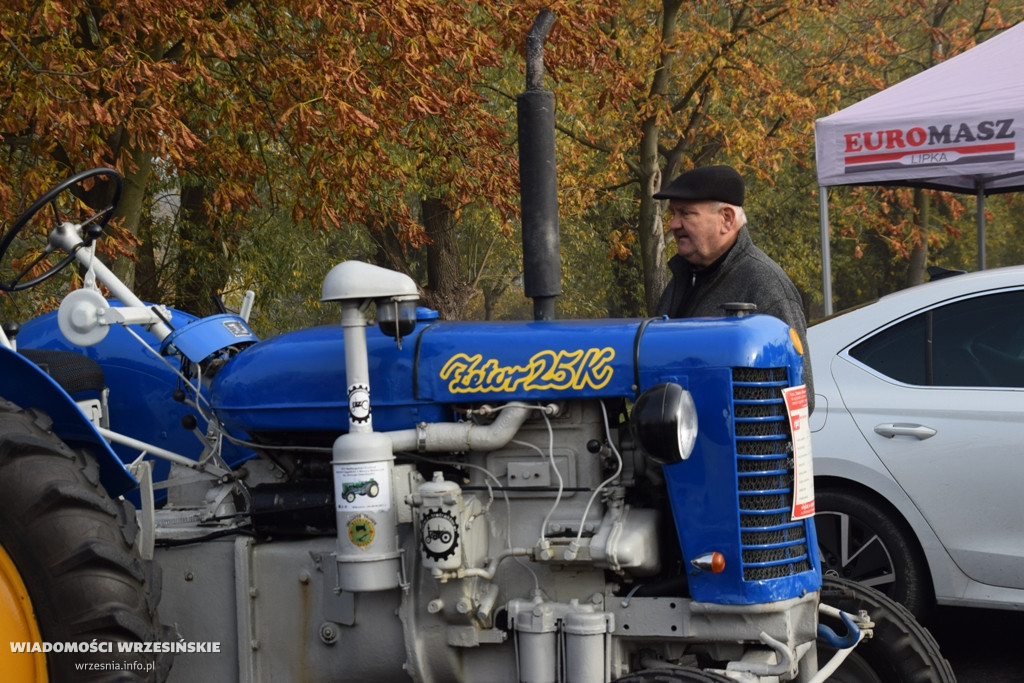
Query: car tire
815,488,931,620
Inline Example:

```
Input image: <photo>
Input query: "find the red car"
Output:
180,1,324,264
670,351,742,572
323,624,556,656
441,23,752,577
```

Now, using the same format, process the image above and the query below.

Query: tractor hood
209,312,803,435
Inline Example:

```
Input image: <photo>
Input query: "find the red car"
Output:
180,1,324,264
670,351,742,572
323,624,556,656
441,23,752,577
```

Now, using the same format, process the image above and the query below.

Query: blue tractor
0,174,957,683
0,15,954,683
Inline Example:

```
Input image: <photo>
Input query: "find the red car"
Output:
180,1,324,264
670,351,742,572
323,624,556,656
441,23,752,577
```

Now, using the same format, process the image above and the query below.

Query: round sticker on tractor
348,383,371,424
421,509,459,561
347,516,376,548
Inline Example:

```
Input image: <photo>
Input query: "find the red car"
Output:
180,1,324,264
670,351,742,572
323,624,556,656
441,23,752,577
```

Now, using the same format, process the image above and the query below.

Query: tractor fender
0,345,136,496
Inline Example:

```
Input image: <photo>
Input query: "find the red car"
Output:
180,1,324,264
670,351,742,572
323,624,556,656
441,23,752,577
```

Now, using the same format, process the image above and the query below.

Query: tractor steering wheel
0,167,123,292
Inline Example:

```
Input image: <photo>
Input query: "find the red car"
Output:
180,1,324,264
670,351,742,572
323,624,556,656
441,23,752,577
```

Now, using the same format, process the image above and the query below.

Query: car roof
809,264,1024,347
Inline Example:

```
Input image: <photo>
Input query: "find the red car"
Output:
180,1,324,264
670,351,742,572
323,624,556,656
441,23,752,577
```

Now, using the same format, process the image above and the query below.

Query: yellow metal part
0,543,47,682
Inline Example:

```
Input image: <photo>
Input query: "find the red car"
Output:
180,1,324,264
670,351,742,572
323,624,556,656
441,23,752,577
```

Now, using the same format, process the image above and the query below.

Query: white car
809,265,1024,619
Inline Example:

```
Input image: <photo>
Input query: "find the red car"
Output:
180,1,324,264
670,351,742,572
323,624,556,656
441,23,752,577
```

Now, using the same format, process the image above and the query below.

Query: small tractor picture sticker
342,478,380,503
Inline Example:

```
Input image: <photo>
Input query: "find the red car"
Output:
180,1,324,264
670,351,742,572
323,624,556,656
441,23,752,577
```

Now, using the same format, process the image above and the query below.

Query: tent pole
819,186,833,316
976,180,986,271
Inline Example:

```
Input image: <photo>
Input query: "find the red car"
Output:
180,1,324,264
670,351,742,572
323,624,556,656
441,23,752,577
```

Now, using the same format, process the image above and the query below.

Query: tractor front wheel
0,404,165,681
818,576,954,683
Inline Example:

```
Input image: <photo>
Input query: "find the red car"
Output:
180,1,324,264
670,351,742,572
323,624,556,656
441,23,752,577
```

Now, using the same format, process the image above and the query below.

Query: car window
849,290,1024,388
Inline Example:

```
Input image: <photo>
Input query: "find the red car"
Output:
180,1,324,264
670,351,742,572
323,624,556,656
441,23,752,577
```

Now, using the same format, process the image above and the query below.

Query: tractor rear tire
0,404,166,681
818,576,955,683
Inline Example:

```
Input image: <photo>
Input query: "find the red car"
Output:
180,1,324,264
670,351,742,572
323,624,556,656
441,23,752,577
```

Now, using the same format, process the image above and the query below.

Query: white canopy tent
814,21,1024,314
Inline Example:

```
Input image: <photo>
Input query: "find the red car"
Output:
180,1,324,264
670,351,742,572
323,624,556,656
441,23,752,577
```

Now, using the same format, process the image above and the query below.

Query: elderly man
654,164,813,401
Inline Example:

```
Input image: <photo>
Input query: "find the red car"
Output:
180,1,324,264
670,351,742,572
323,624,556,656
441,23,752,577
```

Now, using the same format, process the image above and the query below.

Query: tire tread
0,404,166,681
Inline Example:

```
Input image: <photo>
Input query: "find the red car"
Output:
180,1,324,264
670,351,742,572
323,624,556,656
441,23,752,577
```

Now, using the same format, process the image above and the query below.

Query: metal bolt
319,623,339,645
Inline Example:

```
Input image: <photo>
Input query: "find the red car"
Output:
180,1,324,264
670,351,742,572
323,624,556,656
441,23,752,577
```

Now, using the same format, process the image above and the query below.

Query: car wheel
815,488,931,620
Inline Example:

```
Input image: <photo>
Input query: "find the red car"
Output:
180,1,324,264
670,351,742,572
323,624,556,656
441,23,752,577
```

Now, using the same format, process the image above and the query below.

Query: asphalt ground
927,606,1024,682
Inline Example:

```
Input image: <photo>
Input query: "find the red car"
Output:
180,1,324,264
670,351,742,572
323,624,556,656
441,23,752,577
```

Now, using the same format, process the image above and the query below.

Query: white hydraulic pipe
386,404,533,453
430,547,533,582
806,604,871,683
806,631,865,683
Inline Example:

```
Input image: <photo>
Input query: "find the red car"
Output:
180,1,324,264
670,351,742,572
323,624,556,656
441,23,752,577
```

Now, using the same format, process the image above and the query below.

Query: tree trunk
481,280,508,321
636,179,667,318
134,212,161,304
108,149,154,289
907,189,929,286
636,0,683,314
174,179,237,316
422,195,474,320
609,219,646,318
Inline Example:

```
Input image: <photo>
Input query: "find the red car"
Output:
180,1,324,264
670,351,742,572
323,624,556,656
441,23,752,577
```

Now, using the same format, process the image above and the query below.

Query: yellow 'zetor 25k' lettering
440,348,615,394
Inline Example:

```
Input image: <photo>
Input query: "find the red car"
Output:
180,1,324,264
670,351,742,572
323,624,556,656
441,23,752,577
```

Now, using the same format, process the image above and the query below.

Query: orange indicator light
691,551,727,574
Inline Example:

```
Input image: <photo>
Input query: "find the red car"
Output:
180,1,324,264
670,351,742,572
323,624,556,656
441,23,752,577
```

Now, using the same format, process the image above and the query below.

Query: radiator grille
733,367,812,582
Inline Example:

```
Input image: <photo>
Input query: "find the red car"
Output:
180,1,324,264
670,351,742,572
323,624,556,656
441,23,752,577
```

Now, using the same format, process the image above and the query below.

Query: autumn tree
5,1,1024,328
0,1,617,325
538,1,847,315
801,0,1024,311
540,0,1024,316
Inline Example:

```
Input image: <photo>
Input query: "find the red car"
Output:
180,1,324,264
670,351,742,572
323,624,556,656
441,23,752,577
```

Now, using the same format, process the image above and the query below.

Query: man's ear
720,205,738,233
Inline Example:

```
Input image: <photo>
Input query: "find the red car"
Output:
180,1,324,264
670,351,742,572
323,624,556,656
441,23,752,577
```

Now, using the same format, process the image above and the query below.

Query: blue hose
818,610,862,649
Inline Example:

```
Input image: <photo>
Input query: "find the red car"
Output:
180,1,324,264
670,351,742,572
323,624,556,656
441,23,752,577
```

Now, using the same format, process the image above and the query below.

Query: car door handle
874,423,937,440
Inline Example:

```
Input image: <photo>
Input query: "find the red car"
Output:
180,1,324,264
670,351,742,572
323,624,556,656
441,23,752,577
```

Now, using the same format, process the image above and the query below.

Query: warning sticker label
783,385,815,520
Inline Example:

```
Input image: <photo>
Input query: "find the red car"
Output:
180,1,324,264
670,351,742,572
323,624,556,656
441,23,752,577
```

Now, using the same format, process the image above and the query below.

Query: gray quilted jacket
655,226,814,409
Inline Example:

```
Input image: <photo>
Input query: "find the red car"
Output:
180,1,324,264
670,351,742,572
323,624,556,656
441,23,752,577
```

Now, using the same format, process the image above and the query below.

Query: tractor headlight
632,382,698,464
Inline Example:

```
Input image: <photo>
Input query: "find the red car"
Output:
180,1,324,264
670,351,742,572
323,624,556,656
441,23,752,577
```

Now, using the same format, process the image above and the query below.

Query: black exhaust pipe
517,10,561,321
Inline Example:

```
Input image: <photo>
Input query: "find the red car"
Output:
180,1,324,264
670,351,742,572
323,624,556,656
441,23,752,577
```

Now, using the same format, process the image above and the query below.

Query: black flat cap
653,165,745,206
